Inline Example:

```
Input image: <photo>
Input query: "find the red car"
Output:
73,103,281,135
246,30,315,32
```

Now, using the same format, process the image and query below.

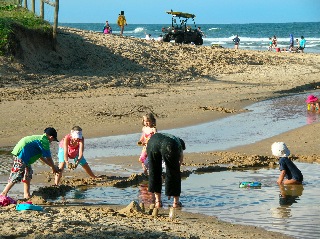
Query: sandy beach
1,27,320,238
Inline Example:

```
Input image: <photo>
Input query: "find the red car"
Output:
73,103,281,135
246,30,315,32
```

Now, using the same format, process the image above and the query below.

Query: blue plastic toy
16,203,43,211
239,181,262,188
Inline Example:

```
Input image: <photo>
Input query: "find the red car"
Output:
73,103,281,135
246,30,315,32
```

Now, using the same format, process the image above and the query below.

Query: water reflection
138,183,154,205
306,111,320,124
278,184,304,206
272,184,304,219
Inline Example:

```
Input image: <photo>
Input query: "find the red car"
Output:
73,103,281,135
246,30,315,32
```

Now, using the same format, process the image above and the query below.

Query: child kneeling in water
271,142,303,185
55,126,98,185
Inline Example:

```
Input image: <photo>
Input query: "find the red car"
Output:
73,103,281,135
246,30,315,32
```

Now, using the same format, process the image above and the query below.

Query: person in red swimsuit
54,126,98,185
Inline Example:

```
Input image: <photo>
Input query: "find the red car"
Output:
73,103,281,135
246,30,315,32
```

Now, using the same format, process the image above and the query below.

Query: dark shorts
8,157,33,183
293,175,303,182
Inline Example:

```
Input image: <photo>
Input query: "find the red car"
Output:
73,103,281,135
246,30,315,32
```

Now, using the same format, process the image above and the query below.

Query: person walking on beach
147,133,185,208
1,127,59,199
289,34,294,51
272,35,277,48
137,113,157,175
271,142,303,185
54,126,98,185
268,37,273,51
233,35,240,49
117,11,127,36
298,36,306,53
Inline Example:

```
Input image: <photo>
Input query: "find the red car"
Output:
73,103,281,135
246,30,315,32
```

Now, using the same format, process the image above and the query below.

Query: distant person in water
233,35,240,49
117,11,127,36
271,142,303,185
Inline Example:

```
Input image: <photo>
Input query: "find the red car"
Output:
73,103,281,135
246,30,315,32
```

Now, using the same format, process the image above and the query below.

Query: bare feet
155,201,163,208
173,201,182,208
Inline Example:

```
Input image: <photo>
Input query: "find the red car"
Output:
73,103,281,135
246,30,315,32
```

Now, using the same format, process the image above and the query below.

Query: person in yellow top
117,11,127,36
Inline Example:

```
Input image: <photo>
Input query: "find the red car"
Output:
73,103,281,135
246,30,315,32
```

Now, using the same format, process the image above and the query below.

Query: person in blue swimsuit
271,142,303,185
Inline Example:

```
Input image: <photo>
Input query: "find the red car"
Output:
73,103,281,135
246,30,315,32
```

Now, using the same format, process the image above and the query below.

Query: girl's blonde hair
142,113,156,127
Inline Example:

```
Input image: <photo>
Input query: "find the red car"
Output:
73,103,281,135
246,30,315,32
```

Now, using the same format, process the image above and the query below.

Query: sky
56,0,320,24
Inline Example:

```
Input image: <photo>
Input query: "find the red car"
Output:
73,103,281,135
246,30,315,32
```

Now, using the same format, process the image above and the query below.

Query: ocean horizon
59,21,320,53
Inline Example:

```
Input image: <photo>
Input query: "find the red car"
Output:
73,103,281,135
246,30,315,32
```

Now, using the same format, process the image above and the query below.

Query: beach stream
61,91,320,239
62,163,320,239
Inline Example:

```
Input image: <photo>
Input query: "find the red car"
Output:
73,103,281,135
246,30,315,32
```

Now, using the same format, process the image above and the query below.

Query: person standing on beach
103,20,112,34
117,11,127,36
298,36,306,53
271,142,303,185
1,127,59,199
147,133,185,208
54,126,98,185
289,34,294,51
233,35,240,49
272,35,277,48
268,37,273,51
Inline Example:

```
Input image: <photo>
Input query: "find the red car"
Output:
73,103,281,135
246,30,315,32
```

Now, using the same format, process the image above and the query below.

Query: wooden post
31,0,35,13
23,0,27,8
53,0,59,50
40,0,44,19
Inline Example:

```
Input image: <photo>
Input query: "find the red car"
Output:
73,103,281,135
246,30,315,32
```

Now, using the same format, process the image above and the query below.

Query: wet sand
1,27,320,238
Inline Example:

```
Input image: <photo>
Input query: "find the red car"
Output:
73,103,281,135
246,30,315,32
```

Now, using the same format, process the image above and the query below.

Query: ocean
59,22,320,53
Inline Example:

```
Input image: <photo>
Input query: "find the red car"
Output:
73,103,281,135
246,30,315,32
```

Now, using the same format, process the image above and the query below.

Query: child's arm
277,170,286,184
152,127,157,133
63,137,69,166
39,157,59,173
138,127,145,145
179,152,184,166
76,138,84,165
78,138,84,160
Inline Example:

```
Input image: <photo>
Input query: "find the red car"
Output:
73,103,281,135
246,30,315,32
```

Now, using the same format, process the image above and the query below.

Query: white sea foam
133,27,144,33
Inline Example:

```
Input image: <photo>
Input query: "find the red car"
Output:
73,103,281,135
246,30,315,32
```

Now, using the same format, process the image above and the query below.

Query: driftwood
96,105,159,119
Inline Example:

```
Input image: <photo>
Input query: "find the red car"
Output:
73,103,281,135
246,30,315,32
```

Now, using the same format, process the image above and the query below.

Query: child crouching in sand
55,126,98,185
271,142,303,185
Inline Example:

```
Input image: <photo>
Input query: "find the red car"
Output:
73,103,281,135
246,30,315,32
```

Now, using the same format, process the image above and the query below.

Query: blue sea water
60,22,320,53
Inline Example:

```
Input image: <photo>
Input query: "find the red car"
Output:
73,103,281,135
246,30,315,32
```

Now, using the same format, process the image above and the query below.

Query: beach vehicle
162,10,203,45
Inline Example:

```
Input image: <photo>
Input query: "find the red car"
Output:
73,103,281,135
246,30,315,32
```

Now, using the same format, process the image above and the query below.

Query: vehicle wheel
163,34,170,42
175,35,183,44
194,37,203,45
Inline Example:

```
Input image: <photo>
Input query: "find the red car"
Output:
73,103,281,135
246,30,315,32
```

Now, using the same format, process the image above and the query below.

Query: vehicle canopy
166,11,196,19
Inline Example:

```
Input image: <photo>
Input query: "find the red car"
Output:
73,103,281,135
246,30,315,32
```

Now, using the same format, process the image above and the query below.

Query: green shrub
0,4,52,55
